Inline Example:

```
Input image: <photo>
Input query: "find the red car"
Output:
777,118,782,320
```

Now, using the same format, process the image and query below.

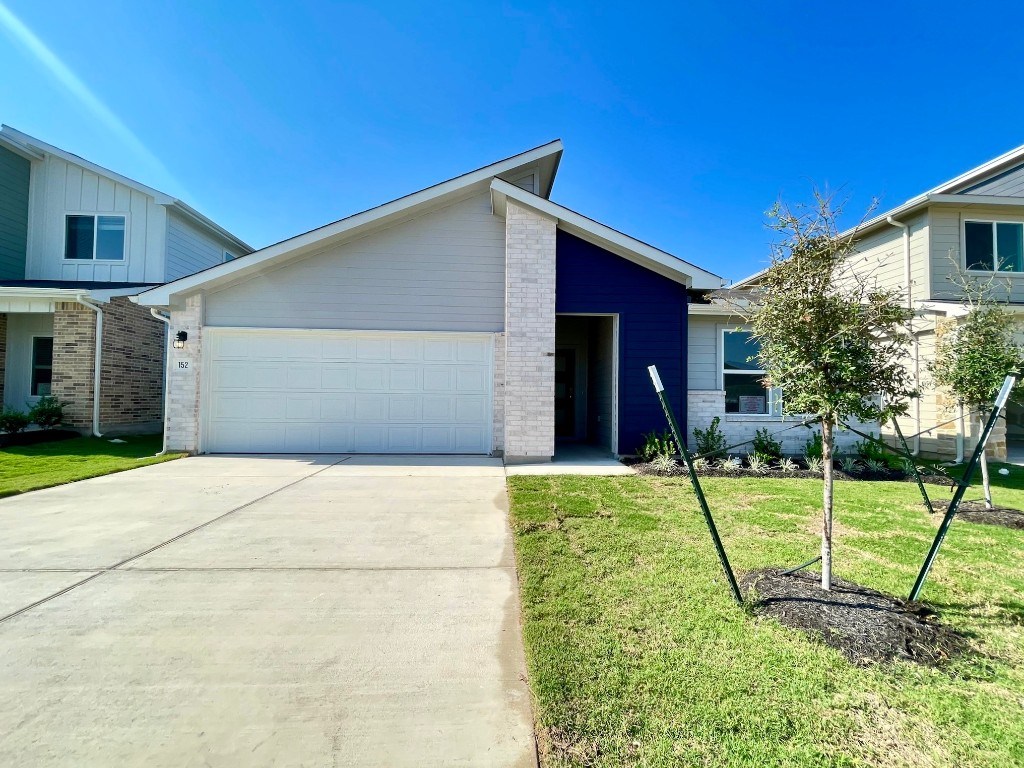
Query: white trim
27,333,53,403
555,312,620,455
62,212,128,262
720,327,780,416
134,141,565,307
491,179,726,290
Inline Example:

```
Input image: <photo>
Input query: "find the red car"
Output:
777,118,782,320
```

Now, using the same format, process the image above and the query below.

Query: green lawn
508,466,1024,767
0,434,182,497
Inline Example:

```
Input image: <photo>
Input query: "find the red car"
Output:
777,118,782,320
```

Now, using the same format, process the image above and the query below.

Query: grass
0,434,182,497
508,464,1024,767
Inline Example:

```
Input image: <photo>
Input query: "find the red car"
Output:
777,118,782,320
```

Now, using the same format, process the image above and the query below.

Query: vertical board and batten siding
205,192,505,332
960,163,1024,197
25,154,166,283
847,212,929,299
555,231,687,455
930,205,1024,302
166,211,236,281
0,146,30,279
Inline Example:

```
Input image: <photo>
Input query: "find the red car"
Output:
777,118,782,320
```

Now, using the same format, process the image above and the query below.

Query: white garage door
202,329,493,454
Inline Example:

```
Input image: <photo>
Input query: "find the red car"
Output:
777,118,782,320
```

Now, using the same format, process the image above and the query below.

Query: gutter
75,295,104,438
886,216,921,456
149,308,173,455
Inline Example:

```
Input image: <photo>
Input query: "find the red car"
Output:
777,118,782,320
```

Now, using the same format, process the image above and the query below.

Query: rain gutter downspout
76,295,104,438
887,215,921,455
150,308,172,455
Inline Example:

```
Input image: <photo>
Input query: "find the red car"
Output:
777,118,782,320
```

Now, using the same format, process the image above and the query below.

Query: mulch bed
740,568,969,666
630,460,956,486
0,429,79,449
932,499,1024,530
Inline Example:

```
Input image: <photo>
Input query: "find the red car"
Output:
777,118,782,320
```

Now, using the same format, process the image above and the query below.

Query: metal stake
909,374,1016,602
891,419,935,515
648,365,743,605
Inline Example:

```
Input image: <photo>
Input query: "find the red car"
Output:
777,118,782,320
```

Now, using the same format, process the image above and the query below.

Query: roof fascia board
0,132,44,160
136,143,564,307
491,178,726,289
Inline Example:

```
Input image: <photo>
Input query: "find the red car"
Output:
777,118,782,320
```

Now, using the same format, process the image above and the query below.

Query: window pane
723,331,762,371
65,215,94,260
965,221,994,271
724,373,768,413
95,216,125,260
997,223,1023,272
31,337,53,397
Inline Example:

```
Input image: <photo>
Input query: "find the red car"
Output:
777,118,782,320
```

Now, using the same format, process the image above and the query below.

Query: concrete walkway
0,455,536,767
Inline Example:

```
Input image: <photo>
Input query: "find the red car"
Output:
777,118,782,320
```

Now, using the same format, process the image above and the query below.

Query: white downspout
956,404,966,463
150,308,172,455
887,216,920,455
76,295,104,438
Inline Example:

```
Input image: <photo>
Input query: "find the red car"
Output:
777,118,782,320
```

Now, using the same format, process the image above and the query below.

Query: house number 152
178,361,189,369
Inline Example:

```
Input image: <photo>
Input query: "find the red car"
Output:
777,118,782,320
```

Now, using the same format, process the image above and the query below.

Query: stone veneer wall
503,201,556,462
165,293,204,452
51,302,96,429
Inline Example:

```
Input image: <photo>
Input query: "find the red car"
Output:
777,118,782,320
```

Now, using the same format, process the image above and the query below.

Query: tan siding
846,212,928,300
205,193,505,332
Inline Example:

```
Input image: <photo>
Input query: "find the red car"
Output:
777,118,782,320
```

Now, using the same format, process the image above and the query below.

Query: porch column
165,293,204,452
503,201,556,462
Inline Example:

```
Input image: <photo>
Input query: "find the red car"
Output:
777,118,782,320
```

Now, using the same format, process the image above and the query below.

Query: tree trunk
821,418,835,591
978,414,994,510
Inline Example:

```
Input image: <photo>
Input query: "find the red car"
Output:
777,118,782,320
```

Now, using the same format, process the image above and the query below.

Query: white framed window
964,220,1024,273
722,329,781,415
30,336,53,397
65,214,126,261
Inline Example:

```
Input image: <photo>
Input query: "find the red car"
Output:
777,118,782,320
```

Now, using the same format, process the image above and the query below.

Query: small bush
840,456,860,474
804,456,823,474
719,456,742,472
637,430,676,462
28,396,66,429
692,417,727,460
779,457,798,474
803,431,823,460
0,408,31,434
855,435,889,464
650,454,678,473
863,458,886,474
752,427,783,461
691,457,711,473
746,453,769,474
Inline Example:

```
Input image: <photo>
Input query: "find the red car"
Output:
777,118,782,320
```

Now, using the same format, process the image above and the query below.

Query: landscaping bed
932,499,1024,530
0,428,79,449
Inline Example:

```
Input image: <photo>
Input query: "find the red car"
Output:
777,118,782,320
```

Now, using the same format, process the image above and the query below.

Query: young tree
929,273,1024,509
732,192,918,590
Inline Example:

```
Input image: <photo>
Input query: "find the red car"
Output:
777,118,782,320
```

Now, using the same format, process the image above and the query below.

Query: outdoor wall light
173,331,188,349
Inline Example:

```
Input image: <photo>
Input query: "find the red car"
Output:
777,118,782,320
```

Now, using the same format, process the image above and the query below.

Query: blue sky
2,1,1023,283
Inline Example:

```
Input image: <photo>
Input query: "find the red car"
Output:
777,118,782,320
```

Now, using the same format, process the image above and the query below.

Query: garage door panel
204,330,492,454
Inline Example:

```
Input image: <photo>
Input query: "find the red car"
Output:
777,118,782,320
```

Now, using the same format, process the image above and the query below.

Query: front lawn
508,469,1024,767
0,434,182,497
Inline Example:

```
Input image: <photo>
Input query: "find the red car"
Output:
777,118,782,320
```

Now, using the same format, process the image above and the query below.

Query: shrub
28,396,66,429
840,456,860,474
719,456,742,472
637,430,676,462
692,417,727,460
779,457,798,474
746,453,769,474
650,454,678,473
0,408,31,434
752,427,783,461
804,456,823,474
691,457,711,473
803,432,823,460
855,435,889,464
863,458,886,474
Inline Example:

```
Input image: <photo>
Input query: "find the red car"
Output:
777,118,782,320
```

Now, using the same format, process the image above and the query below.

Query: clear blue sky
2,1,1023,283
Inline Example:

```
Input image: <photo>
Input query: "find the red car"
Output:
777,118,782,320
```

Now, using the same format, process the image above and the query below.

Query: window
31,337,53,397
65,215,126,260
965,220,1024,272
722,330,780,415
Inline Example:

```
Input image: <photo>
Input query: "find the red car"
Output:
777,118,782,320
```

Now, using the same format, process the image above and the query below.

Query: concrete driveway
0,455,536,767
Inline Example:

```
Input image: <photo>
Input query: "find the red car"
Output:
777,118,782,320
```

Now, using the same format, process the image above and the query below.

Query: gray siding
166,211,233,281
961,163,1024,197
0,146,29,280
847,212,929,300
687,315,719,389
205,192,505,332
930,204,1024,302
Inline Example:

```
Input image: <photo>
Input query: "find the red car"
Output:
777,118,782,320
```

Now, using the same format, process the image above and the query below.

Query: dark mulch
740,568,969,666
630,459,956,486
0,429,79,449
932,499,1024,530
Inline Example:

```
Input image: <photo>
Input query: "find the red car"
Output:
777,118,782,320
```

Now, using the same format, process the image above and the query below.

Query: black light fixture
173,330,188,349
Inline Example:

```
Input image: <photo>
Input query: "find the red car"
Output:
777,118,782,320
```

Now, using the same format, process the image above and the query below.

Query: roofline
0,125,253,254
490,179,726,290
0,285,144,303
0,131,44,161
134,140,565,306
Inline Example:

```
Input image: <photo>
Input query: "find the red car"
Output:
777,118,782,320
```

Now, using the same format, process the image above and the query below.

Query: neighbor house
0,126,251,435
698,142,1024,462
134,141,725,460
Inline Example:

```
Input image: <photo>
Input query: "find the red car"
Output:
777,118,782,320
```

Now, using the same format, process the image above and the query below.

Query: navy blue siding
555,231,687,454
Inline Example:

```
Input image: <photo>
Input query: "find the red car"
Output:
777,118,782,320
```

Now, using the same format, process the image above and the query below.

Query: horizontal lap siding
555,231,686,454
0,147,29,279
205,192,505,332
962,163,1024,196
166,212,233,281
931,205,1024,302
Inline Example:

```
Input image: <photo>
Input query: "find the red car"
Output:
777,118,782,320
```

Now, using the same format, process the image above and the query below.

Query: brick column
98,297,165,431
0,313,7,407
165,293,203,452
52,302,96,430
503,201,556,462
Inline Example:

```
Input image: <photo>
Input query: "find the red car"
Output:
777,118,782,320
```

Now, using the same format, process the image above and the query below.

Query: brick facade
51,297,165,433
165,293,203,452
502,201,556,462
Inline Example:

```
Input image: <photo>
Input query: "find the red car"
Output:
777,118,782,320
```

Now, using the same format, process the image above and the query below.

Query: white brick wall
687,390,871,457
165,293,203,452
503,201,556,461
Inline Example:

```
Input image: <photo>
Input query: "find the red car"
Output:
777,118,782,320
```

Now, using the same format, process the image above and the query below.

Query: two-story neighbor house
0,126,251,435
693,142,1024,462
135,141,726,460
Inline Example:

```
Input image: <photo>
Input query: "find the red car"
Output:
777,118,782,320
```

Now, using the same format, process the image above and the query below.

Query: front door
554,349,576,438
